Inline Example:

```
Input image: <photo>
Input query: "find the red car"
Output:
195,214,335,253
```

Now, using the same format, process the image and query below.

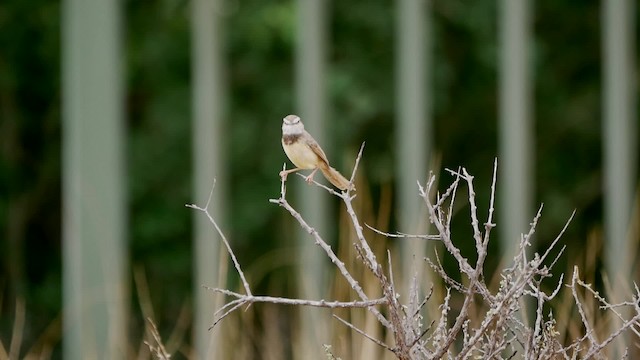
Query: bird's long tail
319,163,354,191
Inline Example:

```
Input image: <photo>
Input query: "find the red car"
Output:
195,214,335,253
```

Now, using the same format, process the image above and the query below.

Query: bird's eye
284,115,301,124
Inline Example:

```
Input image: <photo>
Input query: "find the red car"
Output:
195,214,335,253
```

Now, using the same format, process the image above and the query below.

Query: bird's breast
282,138,319,169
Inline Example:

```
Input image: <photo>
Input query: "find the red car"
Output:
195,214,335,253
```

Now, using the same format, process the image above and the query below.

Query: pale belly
283,140,319,169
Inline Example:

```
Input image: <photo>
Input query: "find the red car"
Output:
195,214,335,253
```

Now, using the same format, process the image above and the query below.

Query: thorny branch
189,152,640,359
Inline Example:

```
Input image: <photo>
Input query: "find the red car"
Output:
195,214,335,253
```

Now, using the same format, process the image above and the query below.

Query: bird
279,114,354,191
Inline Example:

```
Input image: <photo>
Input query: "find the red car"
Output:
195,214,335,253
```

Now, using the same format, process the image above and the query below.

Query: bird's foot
304,169,318,184
304,174,314,184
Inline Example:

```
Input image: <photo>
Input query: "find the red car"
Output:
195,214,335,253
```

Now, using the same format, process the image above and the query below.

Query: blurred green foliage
1,0,638,356
0,0,63,350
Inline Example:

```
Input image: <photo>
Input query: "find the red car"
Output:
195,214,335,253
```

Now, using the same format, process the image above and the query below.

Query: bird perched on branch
279,114,353,191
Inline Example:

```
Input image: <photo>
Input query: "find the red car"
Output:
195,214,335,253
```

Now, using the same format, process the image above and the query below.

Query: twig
460,168,484,253
365,223,441,241
294,172,343,197
204,286,386,309
348,142,366,186
539,210,575,265
419,173,475,276
482,158,498,248
186,180,252,297
333,315,394,353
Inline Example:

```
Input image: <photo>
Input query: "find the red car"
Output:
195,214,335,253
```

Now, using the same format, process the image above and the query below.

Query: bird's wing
305,132,330,165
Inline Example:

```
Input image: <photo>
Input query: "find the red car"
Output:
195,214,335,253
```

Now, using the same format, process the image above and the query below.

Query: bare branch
186,182,252,297
482,158,498,248
460,167,484,253
268,171,392,329
365,223,441,241
348,142,366,186
193,158,640,359
295,172,343,197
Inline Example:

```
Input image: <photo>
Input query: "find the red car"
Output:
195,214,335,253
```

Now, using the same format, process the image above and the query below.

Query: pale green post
602,0,637,287
62,0,127,358
498,0,533,258
395,0,431,293
295,0,330,358
191,0,227,358
602,0,636,353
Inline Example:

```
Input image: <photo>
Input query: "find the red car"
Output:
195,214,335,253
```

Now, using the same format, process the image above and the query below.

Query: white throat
282,115,305,136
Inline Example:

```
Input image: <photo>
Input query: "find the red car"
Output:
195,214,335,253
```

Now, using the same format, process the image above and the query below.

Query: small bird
280,114,353,191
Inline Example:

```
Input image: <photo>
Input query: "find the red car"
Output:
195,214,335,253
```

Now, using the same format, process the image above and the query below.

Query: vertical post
498,0,533,258
395,0,431,292
295,0,329,358
191,0,227,358
62,0,127,358
602,0,636,312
